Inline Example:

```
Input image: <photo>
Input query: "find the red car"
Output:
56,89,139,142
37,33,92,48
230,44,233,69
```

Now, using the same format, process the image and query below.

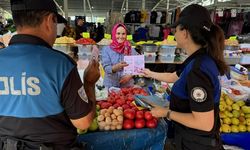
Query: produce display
76,38,96,45
78,87,158,134
55,36,75,44
220,92,250,133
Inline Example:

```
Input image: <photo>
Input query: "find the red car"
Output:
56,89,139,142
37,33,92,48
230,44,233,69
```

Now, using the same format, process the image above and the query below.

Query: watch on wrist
166,110,172,121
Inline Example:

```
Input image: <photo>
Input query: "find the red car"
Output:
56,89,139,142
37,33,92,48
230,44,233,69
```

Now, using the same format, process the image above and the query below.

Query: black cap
171,4,212,31
10,0,67,23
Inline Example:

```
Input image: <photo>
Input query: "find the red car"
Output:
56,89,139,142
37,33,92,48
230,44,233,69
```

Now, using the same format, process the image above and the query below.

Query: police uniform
169,48,222,150
0,34,92,149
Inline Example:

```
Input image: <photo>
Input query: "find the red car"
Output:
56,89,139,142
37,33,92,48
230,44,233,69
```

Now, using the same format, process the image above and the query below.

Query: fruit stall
219,80,250,149
53,37,250,150
77,86,169,150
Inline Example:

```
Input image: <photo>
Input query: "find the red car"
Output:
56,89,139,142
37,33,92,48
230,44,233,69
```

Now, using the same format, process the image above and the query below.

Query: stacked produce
97,106,123,131
220,92,250,133
76,38,96,45
55,36,75,44
98,87,158,130
78,87,158,134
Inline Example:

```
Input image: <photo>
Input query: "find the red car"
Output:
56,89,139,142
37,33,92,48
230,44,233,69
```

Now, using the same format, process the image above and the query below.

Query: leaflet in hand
123,55,145,75
91,45,99,61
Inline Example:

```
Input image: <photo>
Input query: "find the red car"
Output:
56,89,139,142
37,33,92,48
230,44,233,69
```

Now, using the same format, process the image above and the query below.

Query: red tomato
123,109,136,119
144,111,153,120
135,119,145,129
136,110,144,119
122,104,130,110
146,119,157,128
123,119,134,129
116,99,125,105
113,103,119,108
127,96,134,101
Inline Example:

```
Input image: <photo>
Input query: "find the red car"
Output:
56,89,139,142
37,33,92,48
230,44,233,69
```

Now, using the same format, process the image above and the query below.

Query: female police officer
142,4,227,150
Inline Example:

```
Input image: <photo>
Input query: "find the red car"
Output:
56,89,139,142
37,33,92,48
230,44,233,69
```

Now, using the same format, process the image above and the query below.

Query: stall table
78,120,168,150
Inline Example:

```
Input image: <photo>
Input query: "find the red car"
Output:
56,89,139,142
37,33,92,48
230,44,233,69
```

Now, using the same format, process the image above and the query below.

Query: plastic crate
144,52,156,62
53,44,71,54
159,45,176,55
77,44,92,56
158,54,175,62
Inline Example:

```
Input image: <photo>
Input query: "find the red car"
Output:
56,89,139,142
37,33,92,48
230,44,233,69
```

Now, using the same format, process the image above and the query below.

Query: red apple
144,111,153,120
136,110,144,119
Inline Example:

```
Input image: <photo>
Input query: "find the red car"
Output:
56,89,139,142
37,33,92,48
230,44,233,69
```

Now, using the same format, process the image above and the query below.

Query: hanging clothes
156,12,162,24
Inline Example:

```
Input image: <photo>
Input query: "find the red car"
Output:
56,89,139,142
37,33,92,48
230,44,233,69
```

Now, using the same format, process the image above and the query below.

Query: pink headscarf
110,23,132,55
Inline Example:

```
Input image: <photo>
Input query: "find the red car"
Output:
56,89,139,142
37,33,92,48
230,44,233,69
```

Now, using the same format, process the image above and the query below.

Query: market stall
78,119,167,150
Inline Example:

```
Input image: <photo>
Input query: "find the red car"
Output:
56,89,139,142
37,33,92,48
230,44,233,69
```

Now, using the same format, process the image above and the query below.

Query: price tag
229,36,237,40
82,32,90,38
104,34,111,39
167,35,175,41
127,35,133,41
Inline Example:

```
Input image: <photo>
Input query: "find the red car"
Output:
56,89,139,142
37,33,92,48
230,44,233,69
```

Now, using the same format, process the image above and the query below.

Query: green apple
238,124,247,132
77,128,88,134
236,100,245,107
231,118,239,125
247,125,250,132
223,117,231,125
232,110,240,118
232,103,240,111
246,118,250,126
242,106,250,114
231,125,239,133
88,118,98,131
221,124,231,133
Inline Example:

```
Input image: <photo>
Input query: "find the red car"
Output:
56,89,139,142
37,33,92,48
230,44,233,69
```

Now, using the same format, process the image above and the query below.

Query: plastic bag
221,79,250,101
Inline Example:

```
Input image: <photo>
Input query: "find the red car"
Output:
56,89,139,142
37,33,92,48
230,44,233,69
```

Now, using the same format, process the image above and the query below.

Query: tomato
144,111,153,120
116,99,125,105
107,97,115,104
127,96,134,101
136,110,144,119
135,119,145,129
113,103,119,108
100,102,112,109
123,109,135,119
123,119,134,129
146,119,157,128
122,104,130,110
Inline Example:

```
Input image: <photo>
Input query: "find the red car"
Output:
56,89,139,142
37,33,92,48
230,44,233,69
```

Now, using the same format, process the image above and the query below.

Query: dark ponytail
187,23,228,75
206,24,228,75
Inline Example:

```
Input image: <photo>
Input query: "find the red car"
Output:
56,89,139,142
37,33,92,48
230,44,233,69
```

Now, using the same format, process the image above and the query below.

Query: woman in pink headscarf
101,23,138,89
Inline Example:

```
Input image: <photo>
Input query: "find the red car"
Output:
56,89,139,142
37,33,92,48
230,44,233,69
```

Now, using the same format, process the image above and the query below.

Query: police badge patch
78,86,88,103
191,87,207,102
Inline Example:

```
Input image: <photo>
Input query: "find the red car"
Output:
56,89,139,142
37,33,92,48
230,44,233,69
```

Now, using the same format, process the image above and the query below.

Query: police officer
142,4,227,150
0,0,100,149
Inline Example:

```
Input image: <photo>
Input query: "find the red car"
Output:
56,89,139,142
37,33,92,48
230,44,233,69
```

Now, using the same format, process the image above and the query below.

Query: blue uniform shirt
0,34,92,146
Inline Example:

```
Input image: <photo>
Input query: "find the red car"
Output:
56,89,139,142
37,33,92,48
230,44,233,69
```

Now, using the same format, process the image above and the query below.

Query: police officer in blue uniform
0,0,100,149
142,4,228,150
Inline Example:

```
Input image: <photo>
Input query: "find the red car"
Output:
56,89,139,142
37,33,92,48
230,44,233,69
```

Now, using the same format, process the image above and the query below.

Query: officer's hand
120,75,133,84
150,105,169,118
112,61,129,73
84,59,100,84
141,68,153,78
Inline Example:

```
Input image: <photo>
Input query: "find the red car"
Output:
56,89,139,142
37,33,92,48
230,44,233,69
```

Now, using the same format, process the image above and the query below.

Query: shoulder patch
78,86,88,103
191,87,207,103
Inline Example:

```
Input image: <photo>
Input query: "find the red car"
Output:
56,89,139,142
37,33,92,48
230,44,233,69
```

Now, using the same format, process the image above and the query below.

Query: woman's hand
112,61,128,73
150,105,169,118
141,68,154,78
120,75,133,84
